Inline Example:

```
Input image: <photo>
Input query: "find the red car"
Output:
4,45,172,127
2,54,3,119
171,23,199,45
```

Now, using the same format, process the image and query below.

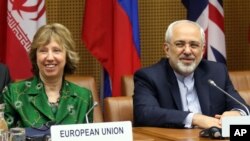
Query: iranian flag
0,0,46,80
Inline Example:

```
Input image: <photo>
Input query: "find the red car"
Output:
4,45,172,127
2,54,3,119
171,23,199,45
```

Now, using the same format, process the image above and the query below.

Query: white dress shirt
175,72,202,128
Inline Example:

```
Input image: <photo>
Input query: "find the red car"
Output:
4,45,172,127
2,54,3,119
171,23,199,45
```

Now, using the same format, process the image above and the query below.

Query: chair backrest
229,71,250,91
103,96,133,122
229,71,250,105
65,75,103,122
121,75,134,96
235,90,250,106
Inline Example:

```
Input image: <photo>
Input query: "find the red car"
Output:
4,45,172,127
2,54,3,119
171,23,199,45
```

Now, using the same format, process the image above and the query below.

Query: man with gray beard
133,20,248,129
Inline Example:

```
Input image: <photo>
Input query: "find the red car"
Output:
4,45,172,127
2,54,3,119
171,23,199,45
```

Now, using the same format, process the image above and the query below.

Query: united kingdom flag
182,0,226,64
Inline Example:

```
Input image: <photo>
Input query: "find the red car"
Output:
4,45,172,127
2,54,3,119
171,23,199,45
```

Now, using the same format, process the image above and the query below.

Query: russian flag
83,0,141,97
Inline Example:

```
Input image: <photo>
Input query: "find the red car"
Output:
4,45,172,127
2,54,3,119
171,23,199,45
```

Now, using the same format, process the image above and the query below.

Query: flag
0,0,46,80
182,0,226,64
83,0,141,97
0,0,7,63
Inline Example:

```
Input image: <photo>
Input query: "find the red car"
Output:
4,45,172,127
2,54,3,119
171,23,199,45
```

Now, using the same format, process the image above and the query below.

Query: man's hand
215,110,242,119
214,110,242,125
192,113,221,129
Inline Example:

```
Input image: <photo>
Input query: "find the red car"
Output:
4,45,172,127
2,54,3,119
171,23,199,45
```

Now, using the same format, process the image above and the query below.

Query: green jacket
1,76,93,128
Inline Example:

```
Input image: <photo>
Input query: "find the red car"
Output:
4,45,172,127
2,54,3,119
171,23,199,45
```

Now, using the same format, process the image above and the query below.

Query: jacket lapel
170,82,183,110
55,95,70,123
164,60,183,110
27,77,55,121
30,90,55,120
194,68,211,115
55,81,75,123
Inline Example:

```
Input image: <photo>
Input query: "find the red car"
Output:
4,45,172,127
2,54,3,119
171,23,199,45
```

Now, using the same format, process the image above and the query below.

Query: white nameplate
51,121,132,141
222,116,250,137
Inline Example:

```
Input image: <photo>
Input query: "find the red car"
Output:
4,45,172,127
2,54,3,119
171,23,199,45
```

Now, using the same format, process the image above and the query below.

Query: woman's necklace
49,97,60,107
49,97,60,115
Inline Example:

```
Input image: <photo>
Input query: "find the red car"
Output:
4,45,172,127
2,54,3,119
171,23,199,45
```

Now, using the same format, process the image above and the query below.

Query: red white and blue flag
83,0,141,97
0,0,46,80
182,0,226,64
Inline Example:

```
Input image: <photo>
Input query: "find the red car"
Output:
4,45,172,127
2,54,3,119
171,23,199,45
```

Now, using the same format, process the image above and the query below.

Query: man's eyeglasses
170,41,202,49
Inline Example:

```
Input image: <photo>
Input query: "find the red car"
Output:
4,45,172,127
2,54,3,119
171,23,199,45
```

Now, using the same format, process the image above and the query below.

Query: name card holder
51,121,132,141
222,116,250,137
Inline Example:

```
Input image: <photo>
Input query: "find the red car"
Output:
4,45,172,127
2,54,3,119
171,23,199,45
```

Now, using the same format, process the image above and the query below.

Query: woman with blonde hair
1,23,93,128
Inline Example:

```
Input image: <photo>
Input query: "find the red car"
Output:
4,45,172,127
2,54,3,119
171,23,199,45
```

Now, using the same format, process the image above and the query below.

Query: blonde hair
29,23,79,75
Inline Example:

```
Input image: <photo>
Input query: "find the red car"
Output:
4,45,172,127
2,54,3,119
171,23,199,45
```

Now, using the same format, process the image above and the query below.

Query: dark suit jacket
0,64,11,92
133,58,247,128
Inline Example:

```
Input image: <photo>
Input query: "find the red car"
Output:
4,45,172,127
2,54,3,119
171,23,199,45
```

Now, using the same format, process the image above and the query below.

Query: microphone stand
208,79,250,116
85,101,98,123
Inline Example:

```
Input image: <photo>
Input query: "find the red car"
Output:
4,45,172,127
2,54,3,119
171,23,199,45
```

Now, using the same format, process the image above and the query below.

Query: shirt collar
174,71,194,83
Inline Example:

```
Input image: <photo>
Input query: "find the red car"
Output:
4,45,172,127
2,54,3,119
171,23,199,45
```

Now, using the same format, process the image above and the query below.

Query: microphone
85,101,98,123
208,79,250,115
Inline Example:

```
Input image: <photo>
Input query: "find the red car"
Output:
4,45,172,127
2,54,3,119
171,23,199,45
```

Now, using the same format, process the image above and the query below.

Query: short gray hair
165,20,205,45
